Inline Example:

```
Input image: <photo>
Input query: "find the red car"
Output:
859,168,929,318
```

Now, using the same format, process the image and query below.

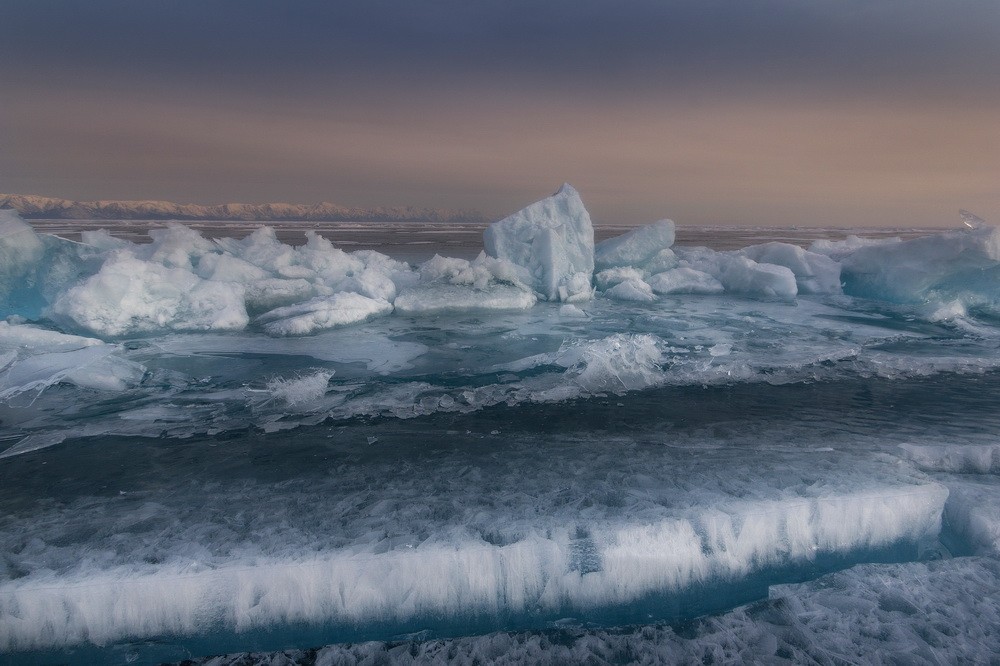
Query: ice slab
603,278,655,302
739,242,841,294
899,442,1000,474
647,267,724,295
839,225,1000,305
395,284,537,314
675,247,798,298
0,476,946,652
940,475,1000,556
483,184,594,301
0,210,47,317
593,219,675,270
594,267,644,290
184,557,1000,666
256,293,392,336
0,322,144,401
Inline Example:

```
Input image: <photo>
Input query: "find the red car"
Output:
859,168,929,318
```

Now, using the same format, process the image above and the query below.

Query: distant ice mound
484,184,595,302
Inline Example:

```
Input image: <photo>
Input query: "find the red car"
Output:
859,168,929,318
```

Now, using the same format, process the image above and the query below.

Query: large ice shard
483,184,595,302
594,219,676,271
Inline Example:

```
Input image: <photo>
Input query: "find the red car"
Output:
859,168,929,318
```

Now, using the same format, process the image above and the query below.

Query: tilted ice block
594,219,675,270
484,184,595,301
839,225,1000,304
647,267,724,295
48,253,249,336
256,293,392,336
739,242,841,295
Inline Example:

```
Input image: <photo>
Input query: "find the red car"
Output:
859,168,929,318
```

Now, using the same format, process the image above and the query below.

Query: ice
558,304,587,318
190,555,1000,665
593,219,675,270
483,184,594,301
593,267,644,290
0,322,144,401
941,476,1000,556
49,253,249,336
553,333,664,393
603,278,655,302
395,284,537,314
674,247,798,298
150,331,427,373
0,469,947,652
839,225,1000,305
0,320,103,353
738,242,842,294
647,267,724,295
7,205,1000,661
960,208,986,229
0,210,46,316
256,293,393,336
899,443,1000,474
265,370,335,406
809,233,901,261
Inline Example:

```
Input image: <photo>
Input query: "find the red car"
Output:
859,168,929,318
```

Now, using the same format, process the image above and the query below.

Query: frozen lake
1,196,998,664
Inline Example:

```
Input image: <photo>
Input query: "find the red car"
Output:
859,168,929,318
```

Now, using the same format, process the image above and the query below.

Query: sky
1,0,998,227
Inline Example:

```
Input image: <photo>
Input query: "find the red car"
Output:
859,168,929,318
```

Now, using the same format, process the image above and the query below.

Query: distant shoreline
0,193,487,224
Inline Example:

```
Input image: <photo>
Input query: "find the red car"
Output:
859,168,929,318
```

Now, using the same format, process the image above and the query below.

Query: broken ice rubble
4,188,1000,339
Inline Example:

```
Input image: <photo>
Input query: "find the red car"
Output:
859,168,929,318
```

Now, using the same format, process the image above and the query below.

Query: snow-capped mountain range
0,193,486,223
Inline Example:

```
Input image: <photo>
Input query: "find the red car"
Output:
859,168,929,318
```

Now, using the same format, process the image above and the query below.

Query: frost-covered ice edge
3,186,1000,662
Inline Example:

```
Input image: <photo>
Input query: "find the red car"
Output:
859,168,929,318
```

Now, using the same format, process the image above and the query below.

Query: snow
483,184,595,301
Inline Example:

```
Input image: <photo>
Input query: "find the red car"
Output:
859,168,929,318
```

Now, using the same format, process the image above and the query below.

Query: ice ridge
0,482,946,651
